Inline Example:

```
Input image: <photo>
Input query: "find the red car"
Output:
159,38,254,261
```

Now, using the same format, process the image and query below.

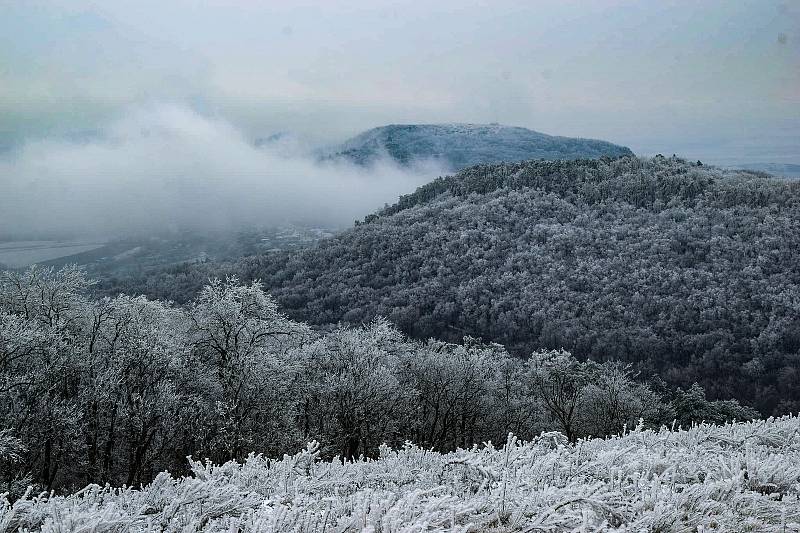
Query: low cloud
0,105,439,239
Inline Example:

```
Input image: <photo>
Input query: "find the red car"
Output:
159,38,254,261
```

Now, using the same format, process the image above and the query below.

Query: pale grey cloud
0,104,439,237
0,1,797,162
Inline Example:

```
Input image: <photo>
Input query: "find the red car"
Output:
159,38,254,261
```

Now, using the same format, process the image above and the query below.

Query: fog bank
0,105,439,239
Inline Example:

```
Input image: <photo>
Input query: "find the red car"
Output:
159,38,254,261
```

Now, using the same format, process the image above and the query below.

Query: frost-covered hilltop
3,417,800,532
326,123,633,170
237,156,800,415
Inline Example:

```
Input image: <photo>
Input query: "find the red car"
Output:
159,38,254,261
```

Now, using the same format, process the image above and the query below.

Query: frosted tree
78,294,188,486
0,266,88,490
0,265,91,327
301,319,409,458
397,337,501,450
579,361,661,437
187,278,309,461
490,350,543,441
527,350,595,442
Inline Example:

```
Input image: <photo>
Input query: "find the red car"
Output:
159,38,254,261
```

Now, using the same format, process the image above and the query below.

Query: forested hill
228,156,800,415
326,123,633,170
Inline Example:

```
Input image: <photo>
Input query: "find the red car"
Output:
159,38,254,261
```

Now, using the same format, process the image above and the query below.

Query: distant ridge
325,123,633,170
730,162,800,178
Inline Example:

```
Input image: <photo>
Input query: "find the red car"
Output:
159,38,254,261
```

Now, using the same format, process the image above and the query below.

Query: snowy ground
3,417,800,532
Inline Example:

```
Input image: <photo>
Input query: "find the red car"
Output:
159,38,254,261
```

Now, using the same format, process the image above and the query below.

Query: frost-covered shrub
3,416,800,532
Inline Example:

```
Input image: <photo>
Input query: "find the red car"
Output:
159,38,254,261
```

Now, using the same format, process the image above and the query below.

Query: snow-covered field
3,417,800,532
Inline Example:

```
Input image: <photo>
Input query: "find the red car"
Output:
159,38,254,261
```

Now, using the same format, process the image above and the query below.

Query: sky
1,0,797,163
0,0,798,238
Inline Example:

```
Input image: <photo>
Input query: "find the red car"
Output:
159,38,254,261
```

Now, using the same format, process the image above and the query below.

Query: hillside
229,156,800,415
4,416,800,531
326,123,634,170
93,156,800,414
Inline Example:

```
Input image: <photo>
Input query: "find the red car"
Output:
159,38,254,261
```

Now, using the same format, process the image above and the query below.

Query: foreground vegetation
0,266,755,495
3,417,800,531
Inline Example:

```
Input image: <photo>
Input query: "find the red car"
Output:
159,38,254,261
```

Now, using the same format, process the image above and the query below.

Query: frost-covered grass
3,417,800,532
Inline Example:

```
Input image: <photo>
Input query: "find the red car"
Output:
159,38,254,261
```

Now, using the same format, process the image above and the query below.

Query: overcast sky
1,0,798,164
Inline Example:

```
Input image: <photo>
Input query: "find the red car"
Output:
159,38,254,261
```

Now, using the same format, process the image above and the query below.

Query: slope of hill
5,416,800,531
231,156,800,415
94,157,800,414
326,123,634,170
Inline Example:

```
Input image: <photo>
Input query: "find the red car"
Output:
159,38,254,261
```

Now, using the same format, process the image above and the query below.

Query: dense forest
100,156,800,415
0,266,754,494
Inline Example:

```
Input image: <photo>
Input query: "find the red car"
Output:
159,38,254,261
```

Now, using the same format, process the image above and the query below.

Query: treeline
0,266,755,494
95,156,800,414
